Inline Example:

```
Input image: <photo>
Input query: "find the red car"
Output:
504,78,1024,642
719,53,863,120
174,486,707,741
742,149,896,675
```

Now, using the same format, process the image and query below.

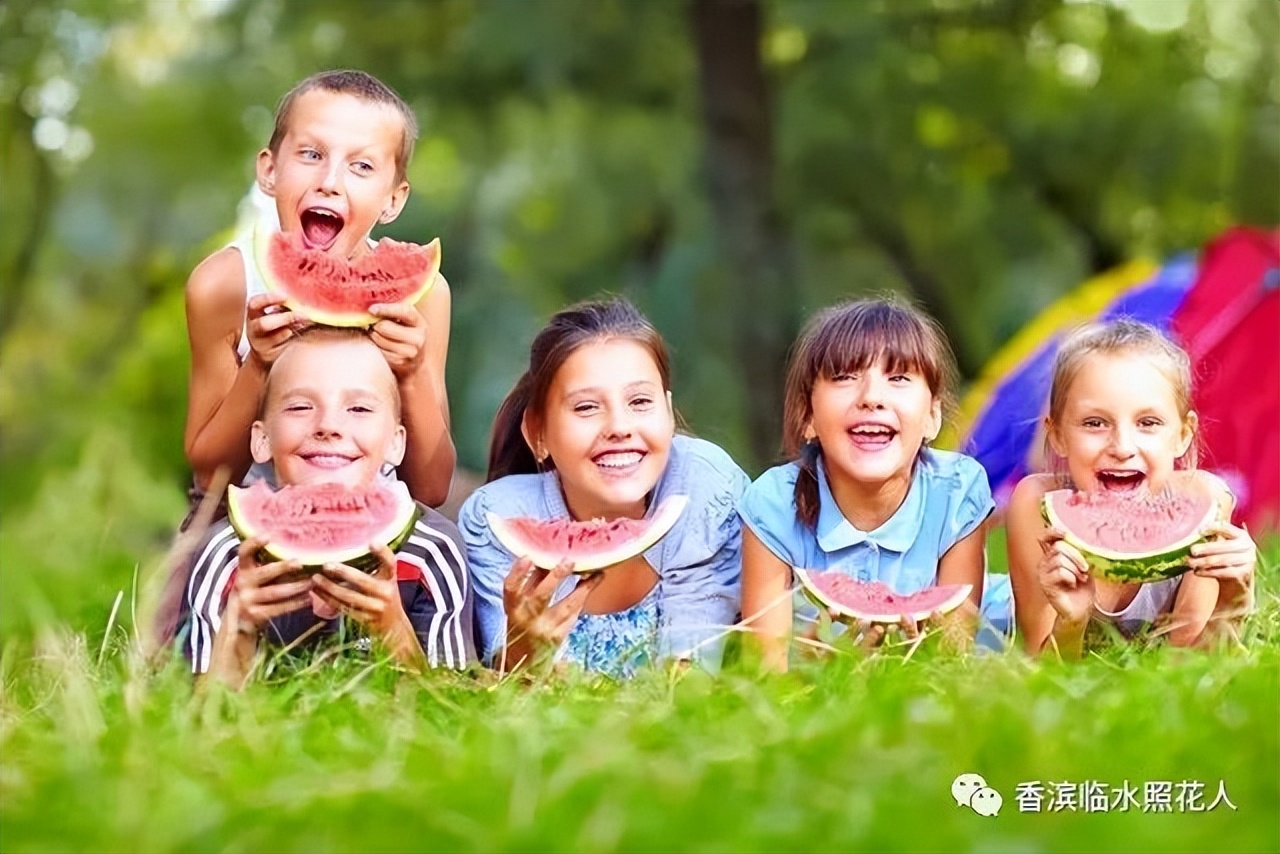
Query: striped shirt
182,505,476,673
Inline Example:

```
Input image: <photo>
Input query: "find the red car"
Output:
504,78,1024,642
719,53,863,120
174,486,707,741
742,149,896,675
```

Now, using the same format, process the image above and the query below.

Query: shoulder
920,448,988,487
739,461,800,523
1186,469,1237,517
186,246,247,328
1007,473,1057,522
457,474,546,535
667,435,750,498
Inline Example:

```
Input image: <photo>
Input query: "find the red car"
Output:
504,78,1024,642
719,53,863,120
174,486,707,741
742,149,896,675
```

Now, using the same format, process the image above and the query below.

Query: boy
183,69,455,510
182,327,475,688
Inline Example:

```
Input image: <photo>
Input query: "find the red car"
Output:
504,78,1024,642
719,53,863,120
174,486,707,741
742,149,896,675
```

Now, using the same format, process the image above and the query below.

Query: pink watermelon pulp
1042,477,1220,582
794,569,972,624
253,227,441,327
226,480,420,571
487,495,688,574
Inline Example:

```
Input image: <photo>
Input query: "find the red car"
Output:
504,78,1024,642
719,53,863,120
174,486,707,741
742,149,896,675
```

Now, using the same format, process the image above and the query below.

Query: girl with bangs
739,298,996,670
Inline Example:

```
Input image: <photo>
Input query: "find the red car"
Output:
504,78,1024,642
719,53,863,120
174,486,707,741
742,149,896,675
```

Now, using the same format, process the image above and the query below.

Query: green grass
2,510,1277,852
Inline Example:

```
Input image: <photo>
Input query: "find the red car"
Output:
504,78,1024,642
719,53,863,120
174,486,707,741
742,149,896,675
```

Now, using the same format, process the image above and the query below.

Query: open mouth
1095,469,1145,491
593,450,645,474
847,423,896,450
300,208,344,250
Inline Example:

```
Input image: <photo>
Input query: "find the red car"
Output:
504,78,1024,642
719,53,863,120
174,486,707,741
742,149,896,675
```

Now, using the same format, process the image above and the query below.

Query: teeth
597,452,642,468
851,426,893,435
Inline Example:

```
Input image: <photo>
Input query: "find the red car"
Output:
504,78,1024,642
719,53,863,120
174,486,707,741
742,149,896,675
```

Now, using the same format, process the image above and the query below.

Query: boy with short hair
183,69,455,511
183,327,475,689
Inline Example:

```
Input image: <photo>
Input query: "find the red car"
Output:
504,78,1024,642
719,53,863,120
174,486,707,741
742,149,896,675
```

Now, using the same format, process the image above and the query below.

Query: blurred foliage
1,0,1277,616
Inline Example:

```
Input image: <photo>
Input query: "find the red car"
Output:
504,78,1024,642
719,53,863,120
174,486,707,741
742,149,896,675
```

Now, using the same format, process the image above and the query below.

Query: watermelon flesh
227,480,420,571
253,227,441,327
1042,482,1220,583
487,495,688,574
794,569,972,624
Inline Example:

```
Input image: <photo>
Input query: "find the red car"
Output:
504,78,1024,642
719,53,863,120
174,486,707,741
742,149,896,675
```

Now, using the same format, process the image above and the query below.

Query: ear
250,420,272,465
1044,416,1067,457
924,398,943,443
1177,410,1198,459
801,418,816,443
520,410,544,462
384,425,407,467
255,148,277,196
378,181,411,224
665,390,676,432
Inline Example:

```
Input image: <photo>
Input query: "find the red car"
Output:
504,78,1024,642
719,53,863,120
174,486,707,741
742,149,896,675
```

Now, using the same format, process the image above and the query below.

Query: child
182,327,475,688
457,298,749,677
183,69,455,511
739,298,993,671
1005,319,1256,657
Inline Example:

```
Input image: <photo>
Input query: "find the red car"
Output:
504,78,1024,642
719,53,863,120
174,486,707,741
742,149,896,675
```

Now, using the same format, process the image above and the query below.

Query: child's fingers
1037,526,1066,553
1051,540,1090,576
246,293,290,316
858,622,887,650
1190,537,1254,558
311,573,384,615
368,302,423,327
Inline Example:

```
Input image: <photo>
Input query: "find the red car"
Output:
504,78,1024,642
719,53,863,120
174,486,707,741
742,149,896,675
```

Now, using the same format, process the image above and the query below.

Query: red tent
1171,227,1280,530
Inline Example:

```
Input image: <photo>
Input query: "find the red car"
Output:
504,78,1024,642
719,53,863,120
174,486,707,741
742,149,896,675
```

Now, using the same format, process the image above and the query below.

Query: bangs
807,303,942,390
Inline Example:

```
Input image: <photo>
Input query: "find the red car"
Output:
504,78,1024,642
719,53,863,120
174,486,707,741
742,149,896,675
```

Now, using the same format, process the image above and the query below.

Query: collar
814,456,926,554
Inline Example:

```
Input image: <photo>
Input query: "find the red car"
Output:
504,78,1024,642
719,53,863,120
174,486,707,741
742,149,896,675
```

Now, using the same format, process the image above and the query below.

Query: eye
630,395,654,409
1081,417,1105,429
349,404,375,414
830,372,855,383
888,373,911,384
284,402,312,413
572,401,599,415
299,148,321,161
1138,416,1164,428
353,160,374,174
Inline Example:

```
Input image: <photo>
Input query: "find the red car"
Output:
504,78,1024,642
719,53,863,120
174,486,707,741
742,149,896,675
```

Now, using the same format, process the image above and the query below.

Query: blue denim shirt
739,449,997,634
458,435,749,672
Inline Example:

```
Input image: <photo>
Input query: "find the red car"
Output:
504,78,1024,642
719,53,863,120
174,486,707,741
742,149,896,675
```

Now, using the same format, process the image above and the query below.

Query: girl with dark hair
457,298,749,676
739,298,995,670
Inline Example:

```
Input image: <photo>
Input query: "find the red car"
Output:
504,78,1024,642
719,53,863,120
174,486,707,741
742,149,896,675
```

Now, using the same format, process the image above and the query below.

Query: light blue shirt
458,434,749,673
739,448,994,597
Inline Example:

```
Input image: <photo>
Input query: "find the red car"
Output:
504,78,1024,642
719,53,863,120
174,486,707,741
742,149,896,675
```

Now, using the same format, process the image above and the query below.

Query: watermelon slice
487,495,689,574
794,569,972,624
1041,479,1221,583
227,480,420,572
253,226,441,327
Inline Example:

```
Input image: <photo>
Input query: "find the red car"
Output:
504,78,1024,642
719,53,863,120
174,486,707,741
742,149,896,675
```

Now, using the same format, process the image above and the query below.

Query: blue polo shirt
740,448,994,595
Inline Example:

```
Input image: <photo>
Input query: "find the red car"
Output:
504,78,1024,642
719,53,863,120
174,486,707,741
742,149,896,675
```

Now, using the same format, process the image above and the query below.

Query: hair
486,298,673,482
1044,318,1197,483
783,297,958,530
259,326,401,421
268,69,419,185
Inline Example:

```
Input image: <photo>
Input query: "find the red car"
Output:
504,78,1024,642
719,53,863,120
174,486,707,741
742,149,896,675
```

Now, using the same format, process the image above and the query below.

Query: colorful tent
954,226,1279,530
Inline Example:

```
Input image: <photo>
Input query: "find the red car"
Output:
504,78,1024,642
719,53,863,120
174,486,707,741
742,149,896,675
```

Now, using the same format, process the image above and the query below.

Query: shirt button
858,568,871,582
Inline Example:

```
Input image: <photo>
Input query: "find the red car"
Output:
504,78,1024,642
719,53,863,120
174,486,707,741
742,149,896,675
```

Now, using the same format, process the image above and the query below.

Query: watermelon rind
1041,489,1221,584
487,495,689,574
251,226,440,328
793,568,972,624
227,481,421,573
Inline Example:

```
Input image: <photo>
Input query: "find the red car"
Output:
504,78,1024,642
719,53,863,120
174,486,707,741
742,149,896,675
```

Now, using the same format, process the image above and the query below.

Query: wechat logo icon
953,773,1002,817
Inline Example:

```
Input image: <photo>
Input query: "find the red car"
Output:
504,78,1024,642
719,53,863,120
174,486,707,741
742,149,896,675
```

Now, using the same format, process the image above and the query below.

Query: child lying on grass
180,327,475,688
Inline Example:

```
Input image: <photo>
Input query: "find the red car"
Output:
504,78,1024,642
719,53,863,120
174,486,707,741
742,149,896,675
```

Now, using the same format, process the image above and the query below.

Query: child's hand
502,557,604,661
368,302,428,379
228,536,312,634
245,293,311,368
1038,527,1094,624
1190,521,1257,609
311,544,408,639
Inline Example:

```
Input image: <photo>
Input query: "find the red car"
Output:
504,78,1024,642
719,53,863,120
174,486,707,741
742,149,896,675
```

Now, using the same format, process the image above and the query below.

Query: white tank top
1092,576,1182,637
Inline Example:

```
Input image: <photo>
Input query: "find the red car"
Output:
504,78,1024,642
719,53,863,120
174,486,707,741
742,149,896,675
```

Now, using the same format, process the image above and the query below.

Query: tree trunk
690,0,795,470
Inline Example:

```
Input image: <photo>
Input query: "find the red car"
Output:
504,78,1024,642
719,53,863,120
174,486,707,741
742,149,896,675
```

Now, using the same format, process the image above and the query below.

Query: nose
855,374,885,410
1108,424,1136,458
603,404,634,438
313,404,346,437
318,161,343,195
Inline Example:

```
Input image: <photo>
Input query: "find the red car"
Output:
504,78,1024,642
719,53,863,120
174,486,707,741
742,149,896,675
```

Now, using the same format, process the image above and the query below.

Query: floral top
562,587,661,679
458,435,749,674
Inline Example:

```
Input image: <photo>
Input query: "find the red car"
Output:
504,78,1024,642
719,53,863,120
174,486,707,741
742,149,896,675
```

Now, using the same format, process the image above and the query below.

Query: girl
739,298,994,671
1005,319,1256,658
458,298,749,677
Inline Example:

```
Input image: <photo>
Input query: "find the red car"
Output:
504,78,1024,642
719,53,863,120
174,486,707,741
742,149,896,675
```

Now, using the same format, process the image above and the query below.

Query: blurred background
1,0,1277,636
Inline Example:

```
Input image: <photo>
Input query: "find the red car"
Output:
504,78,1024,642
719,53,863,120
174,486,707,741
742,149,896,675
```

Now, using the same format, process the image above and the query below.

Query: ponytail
793,439,822,530
486,372,540,482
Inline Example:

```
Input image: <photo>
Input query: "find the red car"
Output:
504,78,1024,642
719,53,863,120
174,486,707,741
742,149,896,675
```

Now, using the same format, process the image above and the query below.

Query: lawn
1,526,1276,853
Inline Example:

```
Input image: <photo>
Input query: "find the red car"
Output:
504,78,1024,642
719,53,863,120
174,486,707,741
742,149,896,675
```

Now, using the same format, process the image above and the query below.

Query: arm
1163,572,1218,648
312,546,428,670
369,276,456,507
934,521,988,648
740,527,794,672
183,248,304,491
1188,477,1257,639
1006,475,1093,657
